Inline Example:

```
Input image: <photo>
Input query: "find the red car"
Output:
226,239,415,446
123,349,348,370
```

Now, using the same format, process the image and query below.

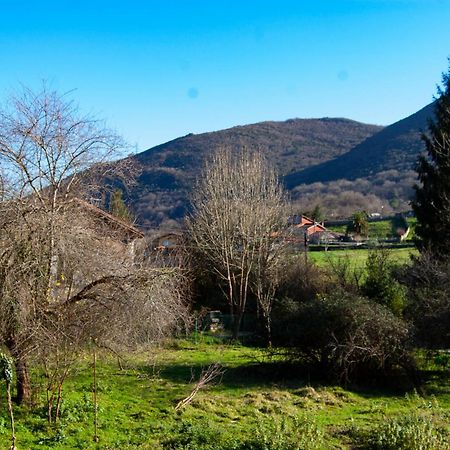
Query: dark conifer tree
412,65,450,257
110,189,133,222
310,204,324,223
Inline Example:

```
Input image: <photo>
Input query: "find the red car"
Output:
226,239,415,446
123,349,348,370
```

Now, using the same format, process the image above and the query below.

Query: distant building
286,215,343,247
151,231,184,252
73,198,144,245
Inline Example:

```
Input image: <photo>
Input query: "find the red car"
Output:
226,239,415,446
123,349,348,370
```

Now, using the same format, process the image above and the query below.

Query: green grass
368,220,395,238
309,247,418,269
0,339,449,449
327,218,417,240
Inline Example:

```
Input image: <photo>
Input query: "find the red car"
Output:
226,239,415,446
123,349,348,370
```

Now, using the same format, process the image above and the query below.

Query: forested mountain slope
128,118,381,227
285,103,434,217
119,103,434,227
285,103,434,188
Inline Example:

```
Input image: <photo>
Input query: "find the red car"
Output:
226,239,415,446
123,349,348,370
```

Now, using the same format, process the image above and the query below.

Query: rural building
287,215,343,247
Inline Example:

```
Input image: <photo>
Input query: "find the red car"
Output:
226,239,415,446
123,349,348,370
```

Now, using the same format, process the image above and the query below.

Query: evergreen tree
362,249,406,316
412,65,450,257
347,211,368,236
309,204,324,222
110,189,133,222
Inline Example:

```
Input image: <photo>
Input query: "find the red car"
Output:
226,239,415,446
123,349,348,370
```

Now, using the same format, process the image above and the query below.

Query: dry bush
272,293,414,384
275,256,327,303
0,84,191,405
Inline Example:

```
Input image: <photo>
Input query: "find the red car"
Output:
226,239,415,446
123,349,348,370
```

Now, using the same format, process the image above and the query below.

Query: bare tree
188,148,286,339
0,84,123,404
0,85,190,405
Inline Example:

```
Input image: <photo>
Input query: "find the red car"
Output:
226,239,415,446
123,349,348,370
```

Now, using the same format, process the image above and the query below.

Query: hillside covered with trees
122,103,433,227
126,118,382,227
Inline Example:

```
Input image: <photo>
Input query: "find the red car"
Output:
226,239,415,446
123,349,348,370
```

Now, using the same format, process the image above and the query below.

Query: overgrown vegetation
0,341,449,449
2,66,450,448
362,249,407,315
0,85,190,411
272,292,414,384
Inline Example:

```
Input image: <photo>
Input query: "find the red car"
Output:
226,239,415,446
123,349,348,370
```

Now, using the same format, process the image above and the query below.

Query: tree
309,204,324,223
347,211,368,237
362,248,406,316
412,64,450,257
0,85,190,405
188,148,286,340
0,85,123,403
110,188,133,222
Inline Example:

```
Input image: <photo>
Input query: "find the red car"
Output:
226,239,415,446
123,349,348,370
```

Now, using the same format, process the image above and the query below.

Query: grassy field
309,246,418,269
1,338,449,449
327,218,417,240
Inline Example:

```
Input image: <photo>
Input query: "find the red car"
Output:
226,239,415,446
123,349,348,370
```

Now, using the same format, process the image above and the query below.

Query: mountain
121,103,435,228
128,118,382,228
284,103,434,188
283,103,434,218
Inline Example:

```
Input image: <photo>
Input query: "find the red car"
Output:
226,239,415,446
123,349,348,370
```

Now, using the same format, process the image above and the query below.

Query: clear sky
1,0,449,150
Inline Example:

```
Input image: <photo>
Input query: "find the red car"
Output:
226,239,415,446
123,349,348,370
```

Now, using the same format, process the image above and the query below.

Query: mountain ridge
116,103,436,228
129,117,382,227
284,102,434,188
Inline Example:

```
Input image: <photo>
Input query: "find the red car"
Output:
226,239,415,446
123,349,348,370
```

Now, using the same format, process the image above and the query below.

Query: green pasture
0,338,449,449
309,246,418,269
327,217,417,240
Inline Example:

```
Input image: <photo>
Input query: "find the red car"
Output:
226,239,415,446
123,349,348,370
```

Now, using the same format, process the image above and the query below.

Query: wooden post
92,341,99,443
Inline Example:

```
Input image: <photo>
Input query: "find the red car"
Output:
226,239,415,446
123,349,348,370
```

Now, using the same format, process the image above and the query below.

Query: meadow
326,217,417,241
1,337,449,449
0,217,444,450
309,246,417,269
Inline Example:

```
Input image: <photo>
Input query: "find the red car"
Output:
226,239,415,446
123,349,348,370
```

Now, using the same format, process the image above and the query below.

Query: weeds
0,344,449,449
367,412,449,449
161,415,325,450
240,414,325,450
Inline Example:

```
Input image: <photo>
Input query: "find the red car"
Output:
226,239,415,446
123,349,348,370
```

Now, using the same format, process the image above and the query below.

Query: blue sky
1,0,449,150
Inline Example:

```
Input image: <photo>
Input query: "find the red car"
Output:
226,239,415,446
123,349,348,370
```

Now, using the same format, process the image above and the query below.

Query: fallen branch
175,363,225,411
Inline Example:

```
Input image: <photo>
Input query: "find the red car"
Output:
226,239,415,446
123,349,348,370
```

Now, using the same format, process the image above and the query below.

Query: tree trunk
232,312,243,340
264,314,272,348
15,356,31,405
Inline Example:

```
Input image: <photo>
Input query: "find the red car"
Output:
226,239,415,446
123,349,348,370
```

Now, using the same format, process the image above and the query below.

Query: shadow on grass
418,369,450,397
146,359,431,398
159,360,313,388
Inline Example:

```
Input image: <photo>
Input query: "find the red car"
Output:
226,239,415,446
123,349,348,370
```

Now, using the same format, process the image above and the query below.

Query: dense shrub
362,249,407,315
404,254,450,348
366,412,449,450
272,292,413,382
276,257,327,303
